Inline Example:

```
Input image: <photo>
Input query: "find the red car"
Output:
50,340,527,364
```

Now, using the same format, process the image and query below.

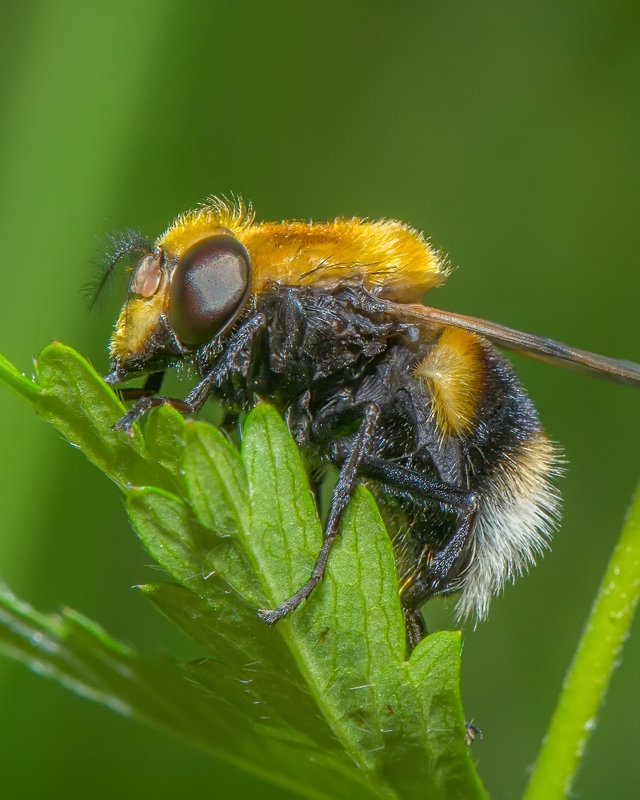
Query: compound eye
168,234,251,346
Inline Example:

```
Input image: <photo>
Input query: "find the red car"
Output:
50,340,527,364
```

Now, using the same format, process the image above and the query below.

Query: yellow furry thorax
110,196,448,364
157,196,448,303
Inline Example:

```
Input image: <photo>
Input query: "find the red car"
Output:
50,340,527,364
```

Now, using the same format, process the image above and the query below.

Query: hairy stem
524,483,640,799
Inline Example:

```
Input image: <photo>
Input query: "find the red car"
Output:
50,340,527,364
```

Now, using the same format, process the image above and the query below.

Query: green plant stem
524,483,640,800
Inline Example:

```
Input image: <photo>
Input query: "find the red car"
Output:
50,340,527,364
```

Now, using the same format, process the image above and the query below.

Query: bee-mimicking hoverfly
101,197,640,648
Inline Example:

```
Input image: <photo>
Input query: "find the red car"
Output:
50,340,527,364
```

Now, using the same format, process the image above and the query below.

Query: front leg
258,402,381,625
114,395,192,434
112,313,266,433
117,370,165,401
184,313,266,411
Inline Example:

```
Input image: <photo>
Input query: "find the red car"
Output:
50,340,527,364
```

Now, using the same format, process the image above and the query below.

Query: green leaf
0,345,487,799
239,405,485,798
184,420,250,541
0,352,41,401
0,587,373,800
144,404,187,483
0,342,176,491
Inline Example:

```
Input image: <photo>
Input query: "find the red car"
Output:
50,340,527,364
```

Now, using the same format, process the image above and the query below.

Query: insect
100,196,640,648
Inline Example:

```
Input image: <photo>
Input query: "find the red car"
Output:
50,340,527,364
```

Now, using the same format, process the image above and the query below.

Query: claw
112,413,136,436
257,607,285,626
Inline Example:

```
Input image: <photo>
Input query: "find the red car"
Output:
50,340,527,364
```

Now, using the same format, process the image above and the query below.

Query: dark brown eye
168,234,251,345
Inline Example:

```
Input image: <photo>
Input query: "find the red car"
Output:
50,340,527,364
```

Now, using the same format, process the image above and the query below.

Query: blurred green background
1,2,638,798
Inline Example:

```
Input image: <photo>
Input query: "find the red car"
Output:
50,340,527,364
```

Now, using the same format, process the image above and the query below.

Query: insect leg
356,455,478,602
403,608,427,649
113,395,192,434
258,402,381,625
113,313,266,433
183,312,266,411
117,370,165,401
